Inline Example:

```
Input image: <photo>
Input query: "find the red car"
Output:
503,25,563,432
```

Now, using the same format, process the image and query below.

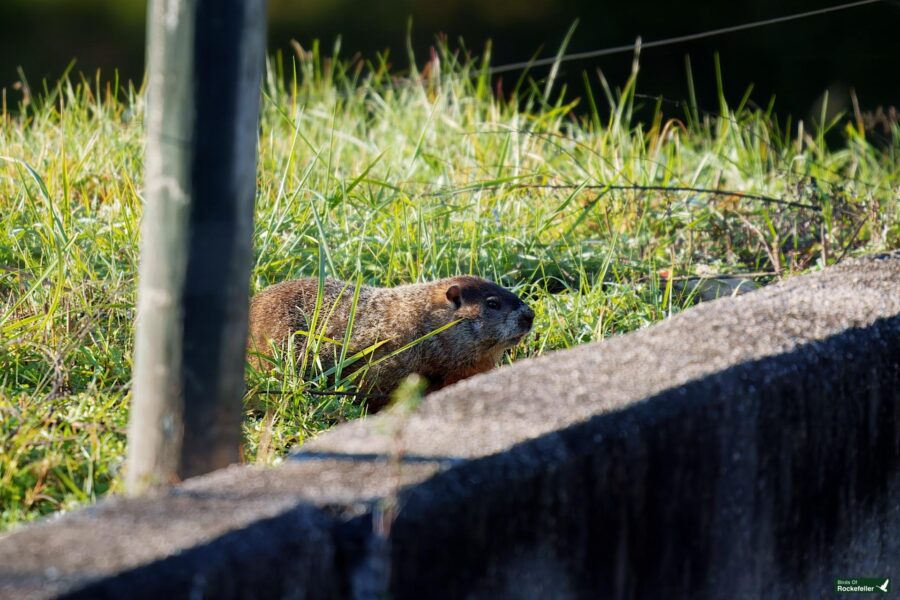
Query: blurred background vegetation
1,0,897,122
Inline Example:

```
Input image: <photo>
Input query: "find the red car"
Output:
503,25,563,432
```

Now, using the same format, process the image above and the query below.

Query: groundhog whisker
254,389,389,400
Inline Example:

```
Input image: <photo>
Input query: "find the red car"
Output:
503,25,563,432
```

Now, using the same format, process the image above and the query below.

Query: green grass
1,42,898,531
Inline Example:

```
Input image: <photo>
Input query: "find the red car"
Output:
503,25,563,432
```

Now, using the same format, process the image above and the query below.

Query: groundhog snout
518,307,535,331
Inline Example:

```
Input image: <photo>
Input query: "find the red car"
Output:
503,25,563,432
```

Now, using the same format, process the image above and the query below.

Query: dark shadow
289,450,465,467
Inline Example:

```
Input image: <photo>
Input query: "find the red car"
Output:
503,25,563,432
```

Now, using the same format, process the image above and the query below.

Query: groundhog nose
519,308,534,330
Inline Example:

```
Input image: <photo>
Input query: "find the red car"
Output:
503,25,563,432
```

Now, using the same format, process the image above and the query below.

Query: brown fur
247,276,534,411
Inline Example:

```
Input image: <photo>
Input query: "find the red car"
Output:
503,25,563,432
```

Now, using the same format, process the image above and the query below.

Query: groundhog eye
485,298,501,310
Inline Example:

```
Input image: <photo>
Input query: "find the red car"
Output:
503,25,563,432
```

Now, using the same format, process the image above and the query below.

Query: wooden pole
126,0,267,493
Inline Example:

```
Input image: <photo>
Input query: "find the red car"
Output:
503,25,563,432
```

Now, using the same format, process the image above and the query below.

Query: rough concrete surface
0,252,898,599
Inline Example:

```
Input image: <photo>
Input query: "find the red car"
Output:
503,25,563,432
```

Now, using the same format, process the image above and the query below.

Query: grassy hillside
1,45,897,530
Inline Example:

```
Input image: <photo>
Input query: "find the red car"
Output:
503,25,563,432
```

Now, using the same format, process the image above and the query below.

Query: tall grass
1,42,897,530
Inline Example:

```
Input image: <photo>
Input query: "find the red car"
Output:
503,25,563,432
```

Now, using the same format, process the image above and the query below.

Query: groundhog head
444,276,535,352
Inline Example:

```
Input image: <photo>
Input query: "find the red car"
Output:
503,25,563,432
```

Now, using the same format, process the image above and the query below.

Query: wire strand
421,182,826,211
489,0,883,74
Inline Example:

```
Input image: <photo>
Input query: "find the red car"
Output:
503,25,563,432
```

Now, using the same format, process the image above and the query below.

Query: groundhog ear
446,284,462,308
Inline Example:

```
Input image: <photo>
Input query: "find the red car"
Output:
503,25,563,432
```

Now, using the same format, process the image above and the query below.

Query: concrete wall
1,252,898,599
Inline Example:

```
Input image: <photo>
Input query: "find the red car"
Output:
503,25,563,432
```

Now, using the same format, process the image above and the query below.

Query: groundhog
247,276,534,410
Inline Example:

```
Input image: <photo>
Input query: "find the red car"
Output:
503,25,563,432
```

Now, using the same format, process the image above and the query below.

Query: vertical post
126,0,267,493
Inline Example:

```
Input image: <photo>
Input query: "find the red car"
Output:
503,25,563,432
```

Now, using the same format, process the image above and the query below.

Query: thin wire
421,182,825,211
489,0,883,74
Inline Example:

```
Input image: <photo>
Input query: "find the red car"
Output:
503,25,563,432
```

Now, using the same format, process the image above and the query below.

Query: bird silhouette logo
877,579,890,593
